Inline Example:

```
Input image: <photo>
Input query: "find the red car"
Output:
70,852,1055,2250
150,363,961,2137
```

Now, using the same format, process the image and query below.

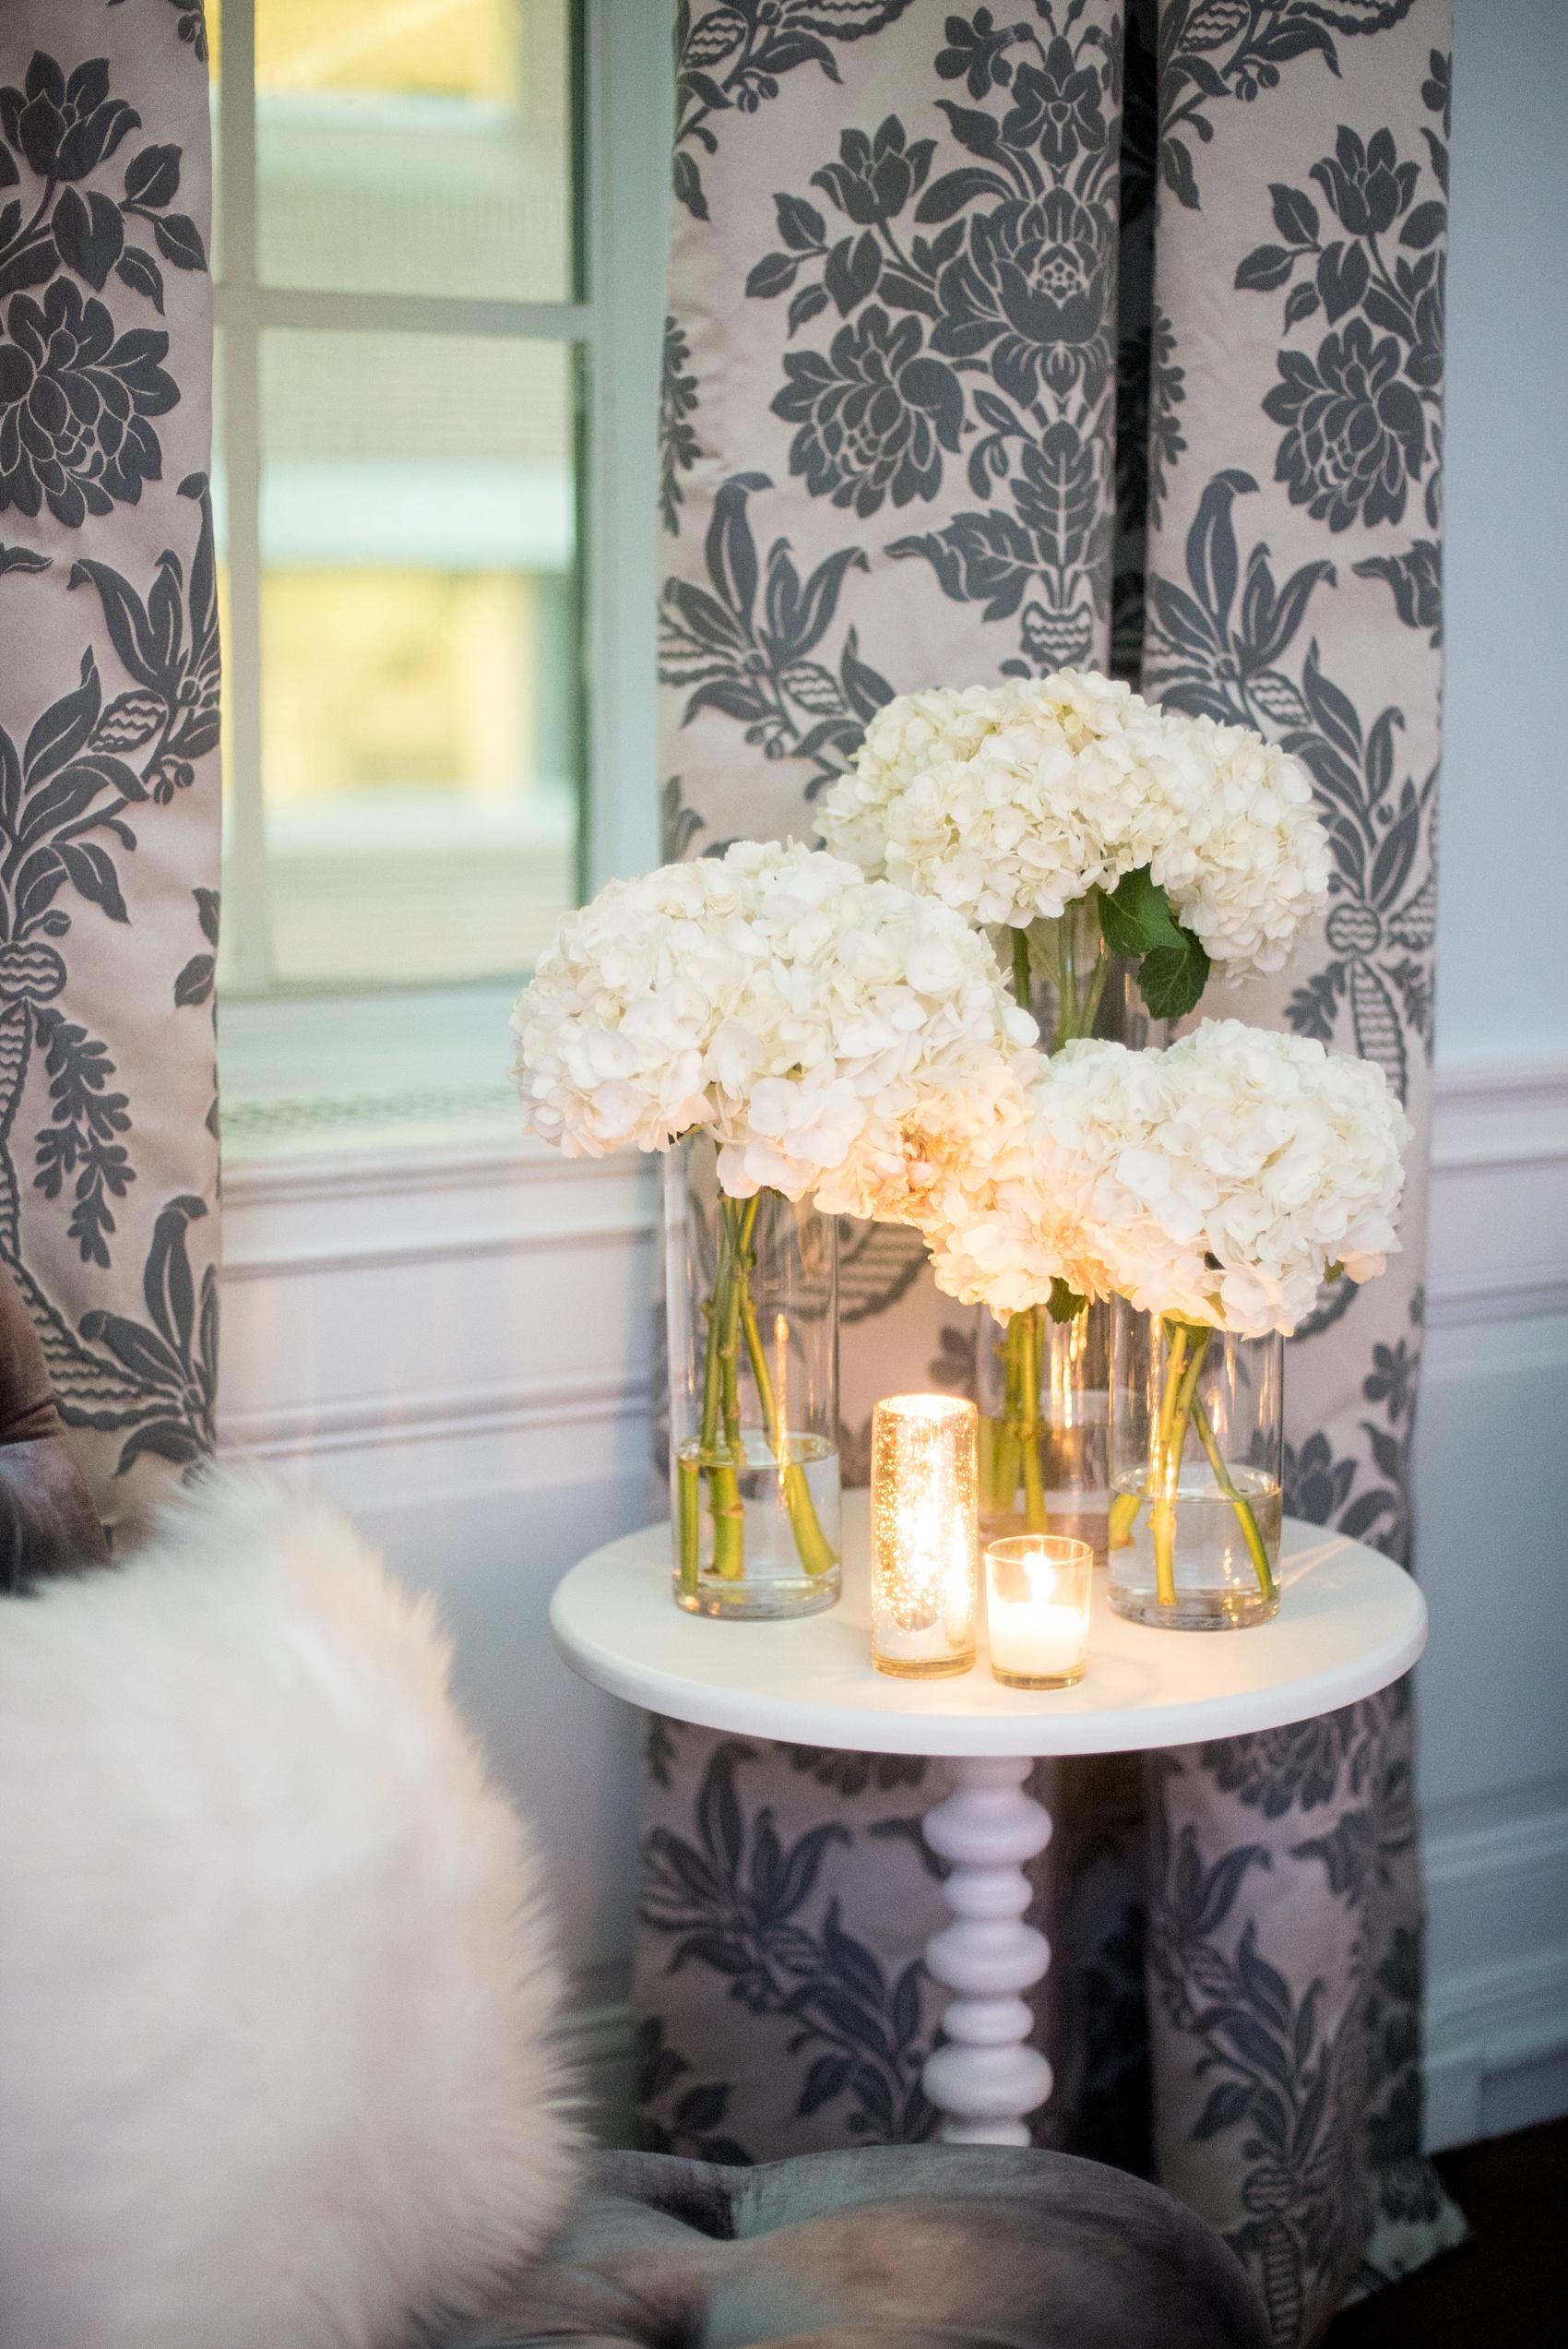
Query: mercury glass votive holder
985,1535,1094,1689
870,1394,979,1678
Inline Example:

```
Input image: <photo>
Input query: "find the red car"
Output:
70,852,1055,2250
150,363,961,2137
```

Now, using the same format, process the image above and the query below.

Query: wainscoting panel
215,1066,1568,2151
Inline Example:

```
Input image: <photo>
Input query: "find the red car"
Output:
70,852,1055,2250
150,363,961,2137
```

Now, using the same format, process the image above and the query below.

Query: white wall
1438,0,1568,1070
1409,0,1568,2147
211,0,1568,2151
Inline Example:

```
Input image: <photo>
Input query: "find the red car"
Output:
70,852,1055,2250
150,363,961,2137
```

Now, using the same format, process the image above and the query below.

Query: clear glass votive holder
985,1535,1094,1689
870,1394,979,1678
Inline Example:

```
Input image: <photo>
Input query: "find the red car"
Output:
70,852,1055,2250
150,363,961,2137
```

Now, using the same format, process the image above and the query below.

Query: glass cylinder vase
870,1394,979,1677
1107,1298,1283,1630
664,1133,840,1618
980,908,1170,1565
976,1301,1111,1561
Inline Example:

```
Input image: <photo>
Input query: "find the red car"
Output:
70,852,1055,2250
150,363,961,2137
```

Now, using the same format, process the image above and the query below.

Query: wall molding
1430,1057,1568,1172
220,1365,653,1461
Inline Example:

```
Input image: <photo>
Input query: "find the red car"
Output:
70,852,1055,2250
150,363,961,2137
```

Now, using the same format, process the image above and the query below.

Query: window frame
213,0,664,1015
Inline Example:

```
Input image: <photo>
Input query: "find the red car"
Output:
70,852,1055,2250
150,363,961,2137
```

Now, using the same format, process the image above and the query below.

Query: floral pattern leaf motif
1232,104,1446,533
632,2015,754,2165
0,50,208,528
1158,2,1421,213
1142,471,1433,1103
1352,539,1441,648
1147,1783,1369,2349
639,1738,937,2144
659,314,703,535
25,1186,217,1477
659,471,894,793
672,0,918,222
0,482,218,1282
1280,1290,1423,1562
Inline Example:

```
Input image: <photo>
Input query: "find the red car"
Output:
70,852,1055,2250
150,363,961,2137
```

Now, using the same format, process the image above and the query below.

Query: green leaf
1096,866,1182,956
1095,868,1211,1019
1139,935,1212,1020
1047,1277,1087,1324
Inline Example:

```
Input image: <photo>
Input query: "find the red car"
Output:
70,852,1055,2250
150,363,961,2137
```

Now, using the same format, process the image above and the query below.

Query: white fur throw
0,1472,582,2349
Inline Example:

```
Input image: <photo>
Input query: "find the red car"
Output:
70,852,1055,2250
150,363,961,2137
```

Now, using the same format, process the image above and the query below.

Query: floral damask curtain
641,3,1463,2339
0,0,220,1540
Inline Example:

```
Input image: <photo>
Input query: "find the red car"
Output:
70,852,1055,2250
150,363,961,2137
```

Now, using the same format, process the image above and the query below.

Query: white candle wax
988,1592,1088,1681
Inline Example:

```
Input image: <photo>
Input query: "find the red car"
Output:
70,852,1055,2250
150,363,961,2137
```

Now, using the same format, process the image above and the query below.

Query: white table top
550,1492,1426,1757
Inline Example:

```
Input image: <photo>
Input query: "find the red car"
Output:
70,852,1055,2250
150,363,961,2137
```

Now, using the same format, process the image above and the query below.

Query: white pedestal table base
921,1756,1054,2146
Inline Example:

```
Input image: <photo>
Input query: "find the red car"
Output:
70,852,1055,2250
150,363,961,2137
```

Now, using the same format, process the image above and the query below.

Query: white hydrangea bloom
1028,1020,1412,1336
511,841,1036,1201
816,670,1330,982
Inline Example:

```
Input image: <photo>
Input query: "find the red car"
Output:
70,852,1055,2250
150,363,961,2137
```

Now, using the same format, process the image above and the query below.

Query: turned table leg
920,1755,1053,2146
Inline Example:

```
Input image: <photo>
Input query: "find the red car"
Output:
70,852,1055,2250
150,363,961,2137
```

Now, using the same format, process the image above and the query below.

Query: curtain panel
641,2,1463,2338
0,0,220,1541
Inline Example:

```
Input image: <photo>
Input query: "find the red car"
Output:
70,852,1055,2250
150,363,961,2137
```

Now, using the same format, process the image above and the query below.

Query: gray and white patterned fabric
0,0,219,1541
644,2,1463,2337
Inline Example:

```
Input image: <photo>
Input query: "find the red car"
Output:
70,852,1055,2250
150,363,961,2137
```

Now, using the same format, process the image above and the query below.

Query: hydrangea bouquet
899,1024,1409,1609
512,840,1034,1593
818,667,1336,1556
816,670,1331,1045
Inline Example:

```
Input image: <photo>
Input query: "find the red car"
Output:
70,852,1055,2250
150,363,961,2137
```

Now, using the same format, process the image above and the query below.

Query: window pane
255,0,572,301
258,328,578,985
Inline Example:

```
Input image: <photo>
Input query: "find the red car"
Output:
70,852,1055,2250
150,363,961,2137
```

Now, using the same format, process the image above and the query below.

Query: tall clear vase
1107,1298,1283,1630
978,902,1169,1562
976,1301,1111,1560
664,1132,841,1619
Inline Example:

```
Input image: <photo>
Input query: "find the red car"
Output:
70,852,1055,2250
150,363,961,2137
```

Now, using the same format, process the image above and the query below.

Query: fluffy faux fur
0,1471,582,2349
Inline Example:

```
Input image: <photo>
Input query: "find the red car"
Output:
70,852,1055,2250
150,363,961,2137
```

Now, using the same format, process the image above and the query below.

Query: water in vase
1108,1463,1282,1628
673,1431,841,1618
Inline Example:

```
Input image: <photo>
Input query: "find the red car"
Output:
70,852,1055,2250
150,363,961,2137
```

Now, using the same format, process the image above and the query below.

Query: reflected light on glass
870,1395,978,1678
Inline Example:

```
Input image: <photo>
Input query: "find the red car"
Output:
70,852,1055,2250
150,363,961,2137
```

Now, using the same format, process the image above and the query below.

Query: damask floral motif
1141,468,1433,1103
0,280,176,526
735,6,1121,675
1354,537,1441,648
659,315,702,535
774,304,963,516
1264,317,1426,532
639,1739,937,2141
0,44,208,531
1235,96,1446,531
659,471,894,792
1199,1715,1355,1819
0,461,220,1474
932,188,1116,407
1157,1,1420,211
671,0,917,221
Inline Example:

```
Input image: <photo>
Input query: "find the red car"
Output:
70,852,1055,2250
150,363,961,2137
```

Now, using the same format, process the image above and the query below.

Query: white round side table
551,1492,1425,2148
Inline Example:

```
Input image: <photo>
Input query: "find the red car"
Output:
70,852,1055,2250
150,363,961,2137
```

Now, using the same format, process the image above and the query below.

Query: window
212,1,664,1145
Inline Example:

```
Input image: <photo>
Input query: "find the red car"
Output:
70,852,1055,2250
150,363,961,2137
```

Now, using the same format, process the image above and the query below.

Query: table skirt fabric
455,2145,1271,2349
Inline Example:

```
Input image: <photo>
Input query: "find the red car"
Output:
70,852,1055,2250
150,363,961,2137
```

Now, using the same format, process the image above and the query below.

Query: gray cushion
457,2144,1270,2348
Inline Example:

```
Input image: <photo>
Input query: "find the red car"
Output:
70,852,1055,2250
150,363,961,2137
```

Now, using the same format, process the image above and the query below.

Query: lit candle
985,1536,1093,1689
871,1395,978,1678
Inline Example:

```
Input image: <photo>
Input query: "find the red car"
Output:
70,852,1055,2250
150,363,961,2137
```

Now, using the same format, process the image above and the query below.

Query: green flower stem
737,1270,838,1580
1059,915,1079,1045
1016,1308,1049,1533
1190,1393,1277,1604
1150,1319,1207,1608
988,1307,1025,1518
977,1407,1003,1517
1041,900,1110,1053
1108,1488,1142,1547
677,1453,701,1593
701,1199,751,1582
1012,924,1032,1015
